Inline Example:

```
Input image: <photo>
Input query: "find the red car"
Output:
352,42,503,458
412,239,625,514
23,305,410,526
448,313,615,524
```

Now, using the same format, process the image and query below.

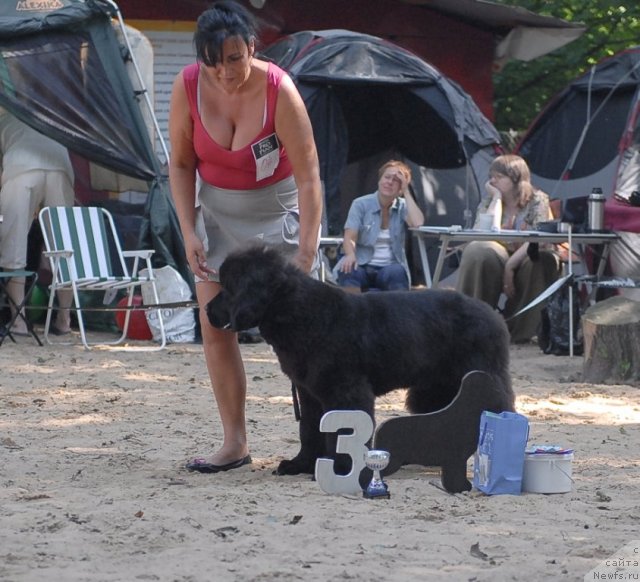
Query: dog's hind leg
276,387,325,476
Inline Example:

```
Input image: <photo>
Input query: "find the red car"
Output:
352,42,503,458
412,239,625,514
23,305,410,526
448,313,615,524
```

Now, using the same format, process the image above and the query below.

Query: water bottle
587,187,605,232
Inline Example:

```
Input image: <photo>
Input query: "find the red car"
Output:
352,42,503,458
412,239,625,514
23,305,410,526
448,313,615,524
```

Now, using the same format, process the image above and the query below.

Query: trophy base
363,485,390,500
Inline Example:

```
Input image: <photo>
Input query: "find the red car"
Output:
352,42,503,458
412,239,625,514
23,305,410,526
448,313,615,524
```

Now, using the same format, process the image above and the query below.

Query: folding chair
0,269,43,346
38,206,166,350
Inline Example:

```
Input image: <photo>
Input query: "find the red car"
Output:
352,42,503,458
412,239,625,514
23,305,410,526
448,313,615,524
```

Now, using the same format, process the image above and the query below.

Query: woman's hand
293,248,317,274
396,170,410,196
502,264,516,298
184,232,216,280
338,254,357,274
485,180,502,200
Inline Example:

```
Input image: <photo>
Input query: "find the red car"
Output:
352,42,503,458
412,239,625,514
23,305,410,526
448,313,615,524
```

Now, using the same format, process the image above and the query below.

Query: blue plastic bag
473,411,529,495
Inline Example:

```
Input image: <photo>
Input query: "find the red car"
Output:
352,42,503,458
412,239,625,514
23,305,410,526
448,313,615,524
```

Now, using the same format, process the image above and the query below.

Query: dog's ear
228,295,264,331
221,245,294,331
227,269,287,331
206,287,267,332
205,288,266,332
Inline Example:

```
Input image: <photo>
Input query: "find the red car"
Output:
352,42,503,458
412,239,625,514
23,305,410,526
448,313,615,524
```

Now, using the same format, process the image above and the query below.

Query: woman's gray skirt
194,175,312,282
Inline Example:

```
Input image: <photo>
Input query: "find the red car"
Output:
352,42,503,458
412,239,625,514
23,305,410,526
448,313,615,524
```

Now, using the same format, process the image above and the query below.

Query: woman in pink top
169,1,323,473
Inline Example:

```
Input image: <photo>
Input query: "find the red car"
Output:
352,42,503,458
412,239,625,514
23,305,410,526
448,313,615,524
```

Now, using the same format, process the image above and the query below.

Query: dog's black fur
207,244,514,477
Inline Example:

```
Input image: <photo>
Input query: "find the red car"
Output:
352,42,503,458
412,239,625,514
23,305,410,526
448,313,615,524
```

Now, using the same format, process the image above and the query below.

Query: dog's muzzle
206,294,233,330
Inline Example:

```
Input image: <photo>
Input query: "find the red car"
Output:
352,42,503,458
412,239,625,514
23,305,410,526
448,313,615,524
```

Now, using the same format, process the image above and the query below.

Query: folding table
410,226,620,356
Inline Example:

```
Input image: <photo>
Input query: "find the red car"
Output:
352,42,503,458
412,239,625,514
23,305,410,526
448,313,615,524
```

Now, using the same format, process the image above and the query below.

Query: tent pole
551,59,640,200
463,161,473,229
568,224,574,357
104,0,170,164
550,66,596,200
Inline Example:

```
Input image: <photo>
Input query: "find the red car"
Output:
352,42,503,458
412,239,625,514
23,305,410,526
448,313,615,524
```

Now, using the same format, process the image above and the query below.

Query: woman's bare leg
195,280,249,465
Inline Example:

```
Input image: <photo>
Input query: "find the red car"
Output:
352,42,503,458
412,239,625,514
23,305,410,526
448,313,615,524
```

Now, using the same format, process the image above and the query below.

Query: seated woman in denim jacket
334,160,425,292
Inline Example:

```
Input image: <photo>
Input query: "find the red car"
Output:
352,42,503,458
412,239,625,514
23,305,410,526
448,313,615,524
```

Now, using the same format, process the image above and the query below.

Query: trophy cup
363,449,390,499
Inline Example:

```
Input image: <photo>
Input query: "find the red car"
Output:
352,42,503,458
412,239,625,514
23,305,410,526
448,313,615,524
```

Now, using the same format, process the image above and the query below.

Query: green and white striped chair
38,206,166,350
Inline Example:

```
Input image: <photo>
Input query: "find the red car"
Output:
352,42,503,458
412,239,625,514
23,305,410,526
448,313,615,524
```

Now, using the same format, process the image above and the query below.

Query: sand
1,335,639,582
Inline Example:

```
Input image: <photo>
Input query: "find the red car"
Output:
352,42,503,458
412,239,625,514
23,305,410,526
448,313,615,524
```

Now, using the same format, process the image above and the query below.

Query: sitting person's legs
373,263,409,290
456,241,508,308
338,263,409,292
337,265,369,292
505,250,562,343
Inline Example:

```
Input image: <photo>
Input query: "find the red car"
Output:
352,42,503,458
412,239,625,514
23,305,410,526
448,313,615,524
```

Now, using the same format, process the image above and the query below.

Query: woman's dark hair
194,1,258,66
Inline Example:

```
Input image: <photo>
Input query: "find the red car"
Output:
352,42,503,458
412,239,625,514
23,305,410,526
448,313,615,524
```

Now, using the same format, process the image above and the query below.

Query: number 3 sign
314,410,373,495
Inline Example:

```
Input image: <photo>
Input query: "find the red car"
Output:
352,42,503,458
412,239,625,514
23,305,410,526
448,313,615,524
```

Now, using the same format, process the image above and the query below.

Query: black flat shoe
185,455,252,473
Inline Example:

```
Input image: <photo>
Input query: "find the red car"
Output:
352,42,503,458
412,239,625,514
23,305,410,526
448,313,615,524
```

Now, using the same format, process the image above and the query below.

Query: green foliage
492,1,640,134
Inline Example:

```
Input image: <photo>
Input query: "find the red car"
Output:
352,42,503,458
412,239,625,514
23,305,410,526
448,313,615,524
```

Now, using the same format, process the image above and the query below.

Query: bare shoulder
170,68,187,101
270,63,316,165
281,78,303,105
272,67,304,108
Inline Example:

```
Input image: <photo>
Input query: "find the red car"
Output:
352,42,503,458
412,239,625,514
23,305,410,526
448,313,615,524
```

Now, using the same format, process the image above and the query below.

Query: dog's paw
275,457,315,475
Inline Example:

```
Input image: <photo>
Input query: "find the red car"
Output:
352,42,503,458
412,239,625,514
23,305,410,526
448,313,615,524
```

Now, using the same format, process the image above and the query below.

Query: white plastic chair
38,206,166,350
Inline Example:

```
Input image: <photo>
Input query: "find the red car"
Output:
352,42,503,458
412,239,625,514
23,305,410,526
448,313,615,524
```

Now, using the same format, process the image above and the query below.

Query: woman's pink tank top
183,61,293,190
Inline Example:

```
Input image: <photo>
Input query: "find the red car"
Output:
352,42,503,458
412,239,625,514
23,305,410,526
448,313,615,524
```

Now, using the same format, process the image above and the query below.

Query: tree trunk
582,296,640,385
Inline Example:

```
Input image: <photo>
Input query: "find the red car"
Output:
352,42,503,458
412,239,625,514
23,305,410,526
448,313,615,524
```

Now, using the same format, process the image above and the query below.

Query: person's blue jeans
337,263,409,291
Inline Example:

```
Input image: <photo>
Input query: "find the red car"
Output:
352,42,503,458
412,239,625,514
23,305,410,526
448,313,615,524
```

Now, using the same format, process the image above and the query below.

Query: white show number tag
252,133,280,182
315,410,373,495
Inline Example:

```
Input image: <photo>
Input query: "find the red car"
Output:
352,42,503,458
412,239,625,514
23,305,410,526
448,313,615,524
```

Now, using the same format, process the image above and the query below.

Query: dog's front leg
276,387,324,476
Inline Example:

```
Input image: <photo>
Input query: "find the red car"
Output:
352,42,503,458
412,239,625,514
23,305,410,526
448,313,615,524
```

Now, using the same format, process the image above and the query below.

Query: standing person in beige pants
0,108,75,337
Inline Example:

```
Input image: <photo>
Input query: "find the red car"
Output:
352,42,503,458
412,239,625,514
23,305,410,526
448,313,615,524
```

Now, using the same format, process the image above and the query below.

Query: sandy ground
1,331,639,582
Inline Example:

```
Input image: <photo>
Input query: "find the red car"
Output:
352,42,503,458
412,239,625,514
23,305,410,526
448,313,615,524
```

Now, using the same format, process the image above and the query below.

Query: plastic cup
477,213,495,230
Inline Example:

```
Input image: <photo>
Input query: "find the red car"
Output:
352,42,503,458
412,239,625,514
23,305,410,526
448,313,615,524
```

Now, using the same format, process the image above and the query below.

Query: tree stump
582,296,640,385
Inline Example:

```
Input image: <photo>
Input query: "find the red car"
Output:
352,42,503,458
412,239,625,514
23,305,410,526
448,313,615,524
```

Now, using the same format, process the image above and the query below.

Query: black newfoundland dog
207,245,514,477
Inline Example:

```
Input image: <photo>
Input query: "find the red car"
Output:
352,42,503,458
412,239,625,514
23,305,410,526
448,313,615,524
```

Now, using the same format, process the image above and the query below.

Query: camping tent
516,46,640,232
516,47,640,297
260,30,502,281
0,0,188,288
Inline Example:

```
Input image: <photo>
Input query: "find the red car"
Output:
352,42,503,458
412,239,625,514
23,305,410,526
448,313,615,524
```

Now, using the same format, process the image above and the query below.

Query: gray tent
0,0,189,288
261,30,502,282
516,46,640,234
